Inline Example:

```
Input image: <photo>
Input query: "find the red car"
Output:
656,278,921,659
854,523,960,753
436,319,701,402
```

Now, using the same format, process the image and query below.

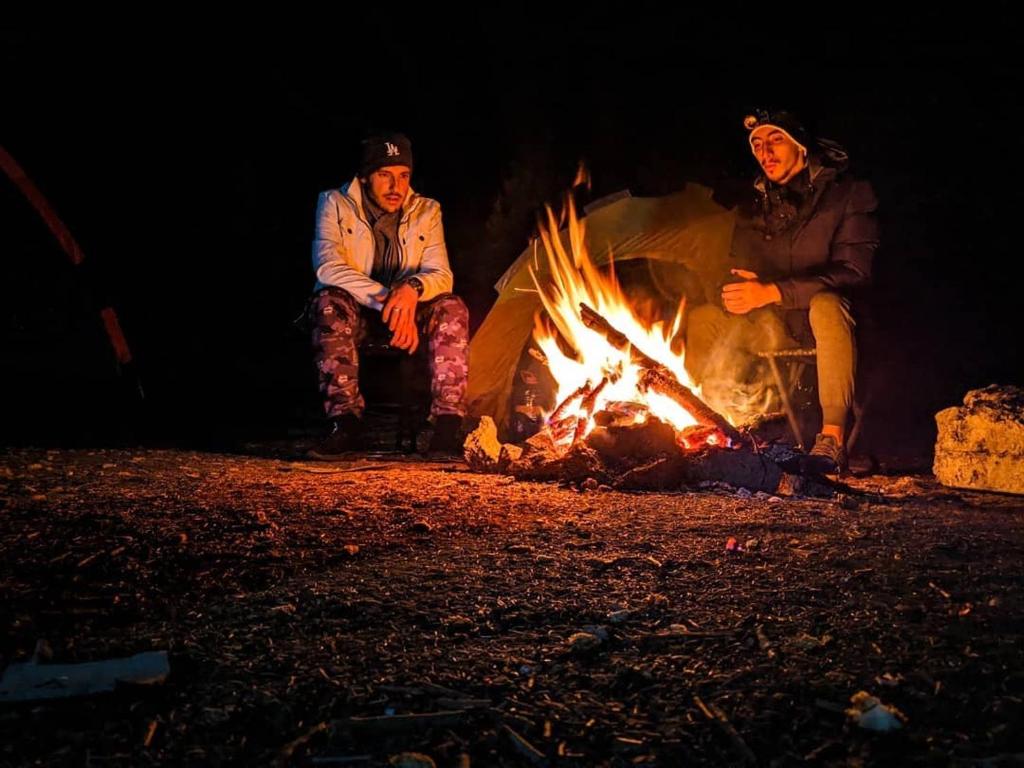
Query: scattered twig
287,463,391,474
638,629,735,647
755,624,776,658
501,724,549,768
142,720,158,748
276,721,329,767
929,581,951,599
693,696,756,765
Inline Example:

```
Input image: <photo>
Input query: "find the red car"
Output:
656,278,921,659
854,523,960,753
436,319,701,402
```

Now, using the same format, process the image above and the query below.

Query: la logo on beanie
385,142,400,157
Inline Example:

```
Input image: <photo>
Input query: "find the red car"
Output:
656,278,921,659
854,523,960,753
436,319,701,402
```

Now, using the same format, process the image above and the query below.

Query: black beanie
743,109,811,156
359,132,413,177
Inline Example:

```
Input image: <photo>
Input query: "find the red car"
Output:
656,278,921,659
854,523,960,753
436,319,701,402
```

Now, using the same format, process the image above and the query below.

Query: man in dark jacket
685,110,879,472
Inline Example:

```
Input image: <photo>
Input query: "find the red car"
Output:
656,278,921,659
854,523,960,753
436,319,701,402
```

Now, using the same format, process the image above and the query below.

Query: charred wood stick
572,376,609,444
693,696,756,765
638,368,743,444
548,416,580,445
548,382,592,424
501,724,549,767
579,376,608,415
579,303,631,351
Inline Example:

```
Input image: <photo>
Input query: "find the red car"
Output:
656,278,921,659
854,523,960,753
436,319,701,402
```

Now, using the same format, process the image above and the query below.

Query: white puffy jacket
312,177,454,309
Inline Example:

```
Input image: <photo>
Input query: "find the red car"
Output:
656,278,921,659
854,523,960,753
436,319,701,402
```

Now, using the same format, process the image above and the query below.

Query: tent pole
0,144,143,400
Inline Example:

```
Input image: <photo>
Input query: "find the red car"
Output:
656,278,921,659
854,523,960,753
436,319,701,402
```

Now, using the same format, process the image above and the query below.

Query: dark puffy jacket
731,142,879,311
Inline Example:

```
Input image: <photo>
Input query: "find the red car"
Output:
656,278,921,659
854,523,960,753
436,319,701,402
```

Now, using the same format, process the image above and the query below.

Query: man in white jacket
308,133,469,457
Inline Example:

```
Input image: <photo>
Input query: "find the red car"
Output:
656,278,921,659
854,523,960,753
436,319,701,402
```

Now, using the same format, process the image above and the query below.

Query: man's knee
425,293,470,339
688,302,727,325
808,291,854,333
311,289,363,358
312,287,361,325
430,293,468,320
686,303,728,339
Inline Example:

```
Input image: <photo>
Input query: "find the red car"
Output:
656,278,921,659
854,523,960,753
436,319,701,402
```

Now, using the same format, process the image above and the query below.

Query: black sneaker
307,414,365,460
803,433,847,475
427,415,464,456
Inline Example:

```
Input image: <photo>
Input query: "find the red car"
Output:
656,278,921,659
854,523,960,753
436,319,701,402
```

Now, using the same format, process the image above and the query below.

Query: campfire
466,196,801,494
529,198,737,453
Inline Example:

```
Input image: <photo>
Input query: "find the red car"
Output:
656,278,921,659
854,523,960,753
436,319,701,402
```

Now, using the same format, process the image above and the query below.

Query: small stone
846,691,907,732
568,632,603,653
645,593,669,608
498,443,523,469
444,615,474,632
463,416,502,470
580,477,600,492
342,544,359,556
410,520,433,533
783,632,832,652
389,753,436,768
506,544,533,554
839,494,861,510
608,609,632,624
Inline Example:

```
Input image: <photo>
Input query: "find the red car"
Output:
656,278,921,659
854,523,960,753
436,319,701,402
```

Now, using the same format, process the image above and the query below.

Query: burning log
578,302,744,445
548,381,592,424
572,376,609,444
585,419,678,464
638,368,743,445
579,302,631,352
612,447,782,493
593,401,648,427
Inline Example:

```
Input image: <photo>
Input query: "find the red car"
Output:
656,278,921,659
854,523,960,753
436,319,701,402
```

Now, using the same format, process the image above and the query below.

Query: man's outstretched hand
382,283,420,354
721,268,782,315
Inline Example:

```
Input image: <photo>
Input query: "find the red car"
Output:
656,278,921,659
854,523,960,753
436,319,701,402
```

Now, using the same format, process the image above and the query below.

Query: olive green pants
684,291,855,427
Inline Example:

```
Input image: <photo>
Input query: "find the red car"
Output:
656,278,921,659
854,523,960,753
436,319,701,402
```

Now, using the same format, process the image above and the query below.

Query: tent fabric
468,183,736,429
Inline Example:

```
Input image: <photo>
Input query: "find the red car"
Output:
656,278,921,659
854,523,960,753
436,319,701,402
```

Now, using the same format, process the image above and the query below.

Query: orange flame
530,195,709,447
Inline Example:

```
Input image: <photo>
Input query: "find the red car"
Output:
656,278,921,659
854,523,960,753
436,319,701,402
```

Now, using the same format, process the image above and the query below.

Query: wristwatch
405,276,425,297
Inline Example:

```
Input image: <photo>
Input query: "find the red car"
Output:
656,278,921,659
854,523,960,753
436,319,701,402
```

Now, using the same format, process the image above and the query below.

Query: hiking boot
803,432,847,475
307,414,365,459
427,415,464,456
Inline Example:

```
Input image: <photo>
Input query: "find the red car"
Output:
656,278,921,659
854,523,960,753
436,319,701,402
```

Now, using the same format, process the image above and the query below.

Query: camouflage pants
310,287,469,419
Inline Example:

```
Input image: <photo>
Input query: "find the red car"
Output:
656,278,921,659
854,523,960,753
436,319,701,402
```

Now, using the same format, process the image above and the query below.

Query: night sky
3,13,1022,462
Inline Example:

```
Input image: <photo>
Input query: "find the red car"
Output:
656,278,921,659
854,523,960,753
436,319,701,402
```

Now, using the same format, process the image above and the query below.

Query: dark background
3,12,1022,464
